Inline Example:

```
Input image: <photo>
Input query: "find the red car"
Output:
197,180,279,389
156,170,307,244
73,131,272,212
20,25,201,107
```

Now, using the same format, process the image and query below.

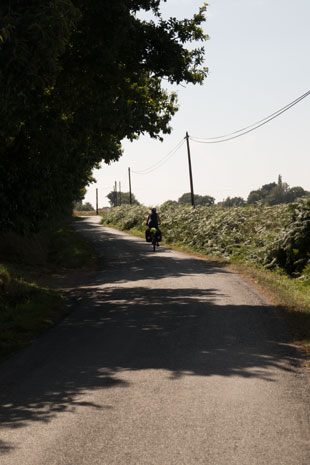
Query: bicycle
149,227,158,251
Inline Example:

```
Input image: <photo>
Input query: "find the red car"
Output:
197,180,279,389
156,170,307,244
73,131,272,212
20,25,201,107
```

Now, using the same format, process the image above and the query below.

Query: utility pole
128,167,132,205
114,181,117,207
186,132,195,207
119,181,122,206
96,188,98,215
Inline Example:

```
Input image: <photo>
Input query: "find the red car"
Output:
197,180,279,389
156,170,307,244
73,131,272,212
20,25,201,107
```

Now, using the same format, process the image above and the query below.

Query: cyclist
146,207,160,229
146,208,161,246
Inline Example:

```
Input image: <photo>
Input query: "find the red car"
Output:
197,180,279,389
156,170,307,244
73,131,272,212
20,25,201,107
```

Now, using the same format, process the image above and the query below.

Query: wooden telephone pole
185,132,195,207
128,168,132,205
114,181,117,207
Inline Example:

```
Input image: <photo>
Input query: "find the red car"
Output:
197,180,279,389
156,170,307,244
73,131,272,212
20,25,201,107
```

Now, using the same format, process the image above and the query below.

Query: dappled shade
0,220,303,448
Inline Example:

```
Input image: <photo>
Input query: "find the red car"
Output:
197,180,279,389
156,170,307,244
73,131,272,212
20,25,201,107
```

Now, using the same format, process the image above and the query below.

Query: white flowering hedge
102,198,310,276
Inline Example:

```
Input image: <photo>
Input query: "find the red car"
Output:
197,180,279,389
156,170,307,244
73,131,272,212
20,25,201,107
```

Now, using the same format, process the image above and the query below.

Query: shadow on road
72,220,231,285
0,219,302,454
0,440,14,454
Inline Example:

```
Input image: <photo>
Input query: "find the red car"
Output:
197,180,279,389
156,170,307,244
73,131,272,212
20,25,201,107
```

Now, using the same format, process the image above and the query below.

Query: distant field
73,209,107,216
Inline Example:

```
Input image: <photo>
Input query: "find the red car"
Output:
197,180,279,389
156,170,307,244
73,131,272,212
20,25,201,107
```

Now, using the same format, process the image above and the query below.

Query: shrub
102,200,310,277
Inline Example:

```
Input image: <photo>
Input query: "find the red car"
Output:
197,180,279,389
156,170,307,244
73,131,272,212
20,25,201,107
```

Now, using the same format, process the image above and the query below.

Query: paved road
1,217,309,464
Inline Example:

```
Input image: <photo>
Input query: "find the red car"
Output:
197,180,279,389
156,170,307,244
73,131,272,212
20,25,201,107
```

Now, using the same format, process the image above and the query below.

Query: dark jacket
147,212,160,229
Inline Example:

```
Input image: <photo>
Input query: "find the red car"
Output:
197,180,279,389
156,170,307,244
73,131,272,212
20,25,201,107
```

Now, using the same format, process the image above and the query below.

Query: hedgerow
102,198,310,277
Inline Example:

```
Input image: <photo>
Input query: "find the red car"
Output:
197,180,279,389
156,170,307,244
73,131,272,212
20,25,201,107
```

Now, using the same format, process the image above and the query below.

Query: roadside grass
102,221,310,356
229,262,310,350
0,220,96,361
0,266,64,359
47,223,96,270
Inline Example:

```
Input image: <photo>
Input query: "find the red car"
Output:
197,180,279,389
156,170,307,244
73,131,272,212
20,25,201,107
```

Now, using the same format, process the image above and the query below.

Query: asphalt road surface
1,217,309,465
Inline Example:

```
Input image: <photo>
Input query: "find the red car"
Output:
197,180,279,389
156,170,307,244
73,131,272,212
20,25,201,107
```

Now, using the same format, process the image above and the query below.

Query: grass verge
0,220,96,361
228,262,310,362
0,266,64,360
47,222,96,270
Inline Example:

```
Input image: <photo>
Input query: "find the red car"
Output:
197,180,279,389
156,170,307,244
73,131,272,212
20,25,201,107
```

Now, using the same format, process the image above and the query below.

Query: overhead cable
132,137,185,175
190,89,310,144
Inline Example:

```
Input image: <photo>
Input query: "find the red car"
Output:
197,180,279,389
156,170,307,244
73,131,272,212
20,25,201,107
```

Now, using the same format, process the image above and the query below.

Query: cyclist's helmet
151,208,156,213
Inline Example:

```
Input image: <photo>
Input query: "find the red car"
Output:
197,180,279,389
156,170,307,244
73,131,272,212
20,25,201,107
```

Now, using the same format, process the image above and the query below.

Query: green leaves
272,198,310,275
0,1,208,233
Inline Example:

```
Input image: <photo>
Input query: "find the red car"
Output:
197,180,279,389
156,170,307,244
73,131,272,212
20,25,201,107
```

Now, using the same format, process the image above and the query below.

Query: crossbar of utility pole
186,132,195,207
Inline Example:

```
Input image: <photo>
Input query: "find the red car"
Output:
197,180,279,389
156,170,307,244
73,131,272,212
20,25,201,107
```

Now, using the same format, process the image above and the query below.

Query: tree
247,177,309,206
0,1,208,233
73,201,95,211
162,200,179,207
178,193,215,206
106,191,140,207
286,186,309,203
218,197,246,207
247,182,276,204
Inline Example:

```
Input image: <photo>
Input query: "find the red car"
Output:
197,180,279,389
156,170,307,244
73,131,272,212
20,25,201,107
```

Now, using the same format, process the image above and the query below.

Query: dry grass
73,209,108,217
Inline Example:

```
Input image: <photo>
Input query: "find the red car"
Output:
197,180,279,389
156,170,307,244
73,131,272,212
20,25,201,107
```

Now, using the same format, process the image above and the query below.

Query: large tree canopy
0,0,208,233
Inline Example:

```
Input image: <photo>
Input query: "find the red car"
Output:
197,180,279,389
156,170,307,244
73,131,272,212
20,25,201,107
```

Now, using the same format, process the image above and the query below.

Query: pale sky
85,0,310,208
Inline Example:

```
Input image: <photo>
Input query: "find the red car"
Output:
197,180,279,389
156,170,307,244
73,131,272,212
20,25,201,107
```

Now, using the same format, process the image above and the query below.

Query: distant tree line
176,176,309,208
178,193,215,206
73,201,95,212
245,175,309,206
106,191,140,207
217,197,246,207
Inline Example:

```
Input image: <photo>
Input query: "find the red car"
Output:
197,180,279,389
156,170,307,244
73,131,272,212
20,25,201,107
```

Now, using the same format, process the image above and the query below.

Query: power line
193,89,310,141
190,89,310,144
132,138,185,175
